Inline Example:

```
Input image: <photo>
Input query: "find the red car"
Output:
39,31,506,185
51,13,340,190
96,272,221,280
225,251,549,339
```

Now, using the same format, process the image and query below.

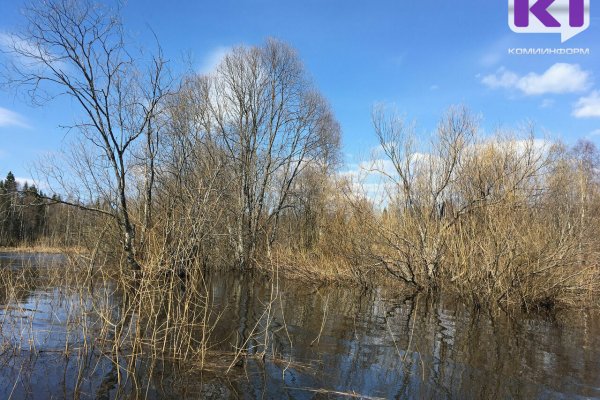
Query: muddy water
1,253,599,399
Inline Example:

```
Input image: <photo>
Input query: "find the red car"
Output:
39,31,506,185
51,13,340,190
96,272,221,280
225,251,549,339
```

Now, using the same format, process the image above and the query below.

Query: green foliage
0,171,50,246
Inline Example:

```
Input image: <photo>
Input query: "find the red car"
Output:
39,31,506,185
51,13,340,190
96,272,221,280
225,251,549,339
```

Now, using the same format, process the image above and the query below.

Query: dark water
1,253,600,399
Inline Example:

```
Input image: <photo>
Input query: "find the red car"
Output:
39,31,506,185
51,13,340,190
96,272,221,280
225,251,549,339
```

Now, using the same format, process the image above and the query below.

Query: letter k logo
515,0,561,27
509,0,590,42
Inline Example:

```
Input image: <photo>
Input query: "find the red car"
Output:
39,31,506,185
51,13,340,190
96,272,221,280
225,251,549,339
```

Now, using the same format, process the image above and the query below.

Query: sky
0,0,599,186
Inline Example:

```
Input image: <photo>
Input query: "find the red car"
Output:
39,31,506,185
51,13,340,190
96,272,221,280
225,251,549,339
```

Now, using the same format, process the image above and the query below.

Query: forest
0,171,83,247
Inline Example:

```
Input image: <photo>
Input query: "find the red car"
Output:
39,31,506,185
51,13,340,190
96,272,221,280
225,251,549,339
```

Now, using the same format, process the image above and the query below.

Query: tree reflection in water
0,253,599,399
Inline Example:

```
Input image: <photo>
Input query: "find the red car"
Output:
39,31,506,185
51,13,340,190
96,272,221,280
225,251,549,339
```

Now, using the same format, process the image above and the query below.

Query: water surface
1,253,599,399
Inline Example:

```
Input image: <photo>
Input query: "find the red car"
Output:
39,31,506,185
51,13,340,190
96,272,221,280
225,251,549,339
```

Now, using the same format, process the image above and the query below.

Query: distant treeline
0,171,85,247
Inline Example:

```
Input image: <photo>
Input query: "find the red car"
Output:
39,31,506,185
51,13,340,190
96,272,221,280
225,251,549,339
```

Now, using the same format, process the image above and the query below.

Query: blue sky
0,0,599,185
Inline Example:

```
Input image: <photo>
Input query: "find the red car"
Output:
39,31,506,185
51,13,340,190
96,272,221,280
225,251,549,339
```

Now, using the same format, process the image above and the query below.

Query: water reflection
0,253,599,399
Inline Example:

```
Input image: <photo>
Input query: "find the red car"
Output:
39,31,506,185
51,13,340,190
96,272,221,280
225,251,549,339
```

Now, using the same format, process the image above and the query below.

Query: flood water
1,253,600,399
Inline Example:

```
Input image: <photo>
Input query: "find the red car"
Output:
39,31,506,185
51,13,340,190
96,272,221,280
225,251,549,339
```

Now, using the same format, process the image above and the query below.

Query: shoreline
0,246,84,255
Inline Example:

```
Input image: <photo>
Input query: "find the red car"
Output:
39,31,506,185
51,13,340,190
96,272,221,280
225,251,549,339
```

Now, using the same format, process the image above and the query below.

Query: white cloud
0,32,39,61
339,158,398,206
481,63,591,96
481,67,519,90
573,91,600,118
587,129,600,138
15,177,36,187
0,107,30,128
0,32,66,71
198,46,231,75
540,99,555,109
342,138,552,205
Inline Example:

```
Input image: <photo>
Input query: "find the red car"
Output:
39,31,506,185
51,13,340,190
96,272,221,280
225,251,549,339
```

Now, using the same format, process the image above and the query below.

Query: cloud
0,32,38,60
587,129,600,138
0,107,30,128
540,99,555,109
341,138,552,206
15,177,36,187
339,158,399,206
0,32,66,71
481,63,591,96
198,46,231,74
573,91,600,118
481,68,520,90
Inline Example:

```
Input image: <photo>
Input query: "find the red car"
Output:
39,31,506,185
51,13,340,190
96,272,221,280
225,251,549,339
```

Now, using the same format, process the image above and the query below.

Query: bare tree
370,106,475,286
366,106,595,308
188,39,340,268
1,0,170,271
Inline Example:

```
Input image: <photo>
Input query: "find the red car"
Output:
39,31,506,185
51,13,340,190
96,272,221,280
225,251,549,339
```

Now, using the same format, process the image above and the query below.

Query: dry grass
263,249,356,285
342,108,600,312
0,245,86,254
